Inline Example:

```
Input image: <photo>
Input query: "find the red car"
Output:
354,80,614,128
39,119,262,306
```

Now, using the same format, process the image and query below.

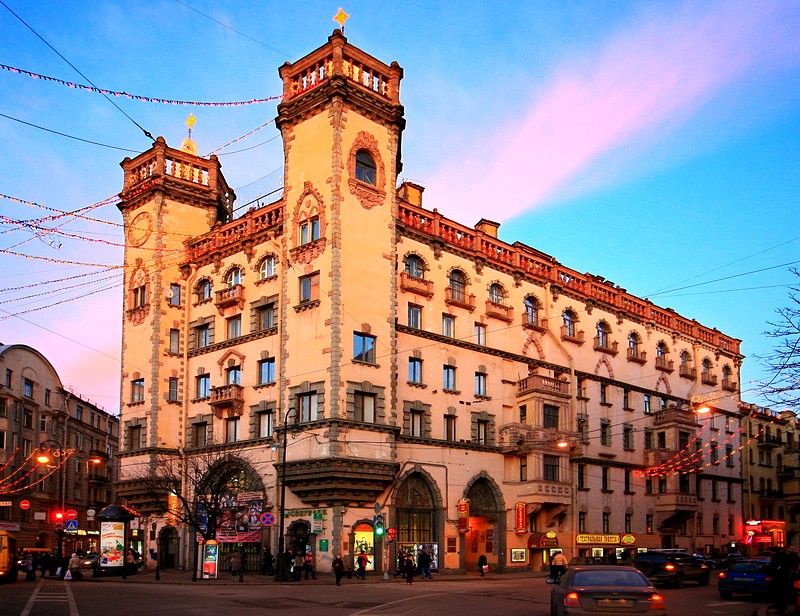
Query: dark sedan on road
718,558,772,600
549,565,666,615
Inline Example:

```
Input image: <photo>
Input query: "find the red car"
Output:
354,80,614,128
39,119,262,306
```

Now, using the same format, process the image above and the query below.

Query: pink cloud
425,2,800,223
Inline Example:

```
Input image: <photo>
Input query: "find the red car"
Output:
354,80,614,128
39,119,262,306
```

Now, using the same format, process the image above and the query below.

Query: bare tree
126,447,265,580
760,267,800,409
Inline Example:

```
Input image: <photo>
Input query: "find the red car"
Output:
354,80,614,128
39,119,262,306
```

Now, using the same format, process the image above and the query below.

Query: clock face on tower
127,212,153,246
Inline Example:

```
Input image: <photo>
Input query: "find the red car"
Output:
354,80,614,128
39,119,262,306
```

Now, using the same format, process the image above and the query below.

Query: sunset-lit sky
1,1,799,415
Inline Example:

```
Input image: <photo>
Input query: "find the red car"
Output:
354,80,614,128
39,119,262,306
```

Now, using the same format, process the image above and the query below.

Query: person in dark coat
418,549,432,579
404,553,415,585
332,554,345,586
767,547,795,615
478,553,488,576
261,546,274,575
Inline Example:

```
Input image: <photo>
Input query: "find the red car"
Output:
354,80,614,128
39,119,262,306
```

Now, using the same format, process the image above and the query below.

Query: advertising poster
202,542,219,579
353,523,375,571
99,521,125,567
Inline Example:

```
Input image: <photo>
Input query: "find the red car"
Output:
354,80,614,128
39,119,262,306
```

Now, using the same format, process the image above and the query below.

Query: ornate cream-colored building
117,31,746,573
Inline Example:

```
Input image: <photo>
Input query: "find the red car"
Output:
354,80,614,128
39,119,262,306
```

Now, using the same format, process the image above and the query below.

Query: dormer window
355,150,376,185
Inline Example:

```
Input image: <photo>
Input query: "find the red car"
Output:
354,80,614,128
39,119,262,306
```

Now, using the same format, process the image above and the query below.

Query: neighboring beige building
116,31,748,574
0,343,119,556
740,403,799,552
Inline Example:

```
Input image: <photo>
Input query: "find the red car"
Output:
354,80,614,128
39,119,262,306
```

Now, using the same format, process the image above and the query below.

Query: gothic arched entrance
462,474,505,573
394,471,442,571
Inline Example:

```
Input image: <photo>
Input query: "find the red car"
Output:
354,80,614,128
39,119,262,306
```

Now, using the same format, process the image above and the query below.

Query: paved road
1,571,769,616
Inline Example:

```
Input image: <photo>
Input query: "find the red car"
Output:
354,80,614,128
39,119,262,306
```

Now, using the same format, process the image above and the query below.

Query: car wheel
672,574,684,588
719,591,733,600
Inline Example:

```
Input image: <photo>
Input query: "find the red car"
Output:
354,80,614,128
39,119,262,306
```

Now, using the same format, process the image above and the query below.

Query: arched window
680,350,691,366
722,365,732,380
523,296,540,326
596,321,611,348
404,254,424,279
563,310,578,338
225,268,243,287
701,358,713,376
656,342,668,359
355,150,377,185
628,333,642,359
488,283,504,304
196,279,212,302
259,255,278,280
395,473,436,545
448,270,467,302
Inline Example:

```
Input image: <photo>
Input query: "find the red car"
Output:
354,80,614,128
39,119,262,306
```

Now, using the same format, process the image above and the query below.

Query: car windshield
730,562,768,572
573,571,649,587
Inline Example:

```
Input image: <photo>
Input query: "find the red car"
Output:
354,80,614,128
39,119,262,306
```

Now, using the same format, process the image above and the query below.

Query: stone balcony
654,491,699,513
209,383,245,417
498,423,577,453
215,285,245,312
516,374,571,398
485,300,513,323
444,287,475,311
653,408,701,428
399,272,434,297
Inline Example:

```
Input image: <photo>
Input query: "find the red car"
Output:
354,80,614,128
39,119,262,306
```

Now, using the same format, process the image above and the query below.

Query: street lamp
272,408,297,582
37,439,67,563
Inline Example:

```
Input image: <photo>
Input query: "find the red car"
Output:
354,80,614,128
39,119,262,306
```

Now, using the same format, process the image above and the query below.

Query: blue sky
1,1,798,415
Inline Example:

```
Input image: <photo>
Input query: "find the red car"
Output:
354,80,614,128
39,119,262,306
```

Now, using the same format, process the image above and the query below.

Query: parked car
568,556,617,566
80,554,100,570
548,565,665,616
693,554,717,570
718,559,772,600
633,550,710,587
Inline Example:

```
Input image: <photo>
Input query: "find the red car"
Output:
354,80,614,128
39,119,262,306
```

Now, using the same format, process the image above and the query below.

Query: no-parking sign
260,512,276,526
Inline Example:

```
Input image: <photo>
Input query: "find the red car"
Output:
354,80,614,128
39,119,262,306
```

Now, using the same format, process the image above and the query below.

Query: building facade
0,344,119,556
116,31,747,574
740,403,800,552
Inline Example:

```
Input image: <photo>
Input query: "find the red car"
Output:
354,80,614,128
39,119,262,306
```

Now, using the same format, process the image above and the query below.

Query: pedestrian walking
356,551,369,580
332,554,345,586
23,554,35,581
68,553,83,580
228,549,243,577
478,554,488,576
404,553,415,585
261,546,274,575
294,550,304,581
767,546,794,615
418,549,432,579
282,549,294,580
303,550,317,580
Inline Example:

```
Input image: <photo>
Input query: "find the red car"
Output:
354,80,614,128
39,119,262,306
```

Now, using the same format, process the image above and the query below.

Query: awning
656,510,694,532
528,532,560,549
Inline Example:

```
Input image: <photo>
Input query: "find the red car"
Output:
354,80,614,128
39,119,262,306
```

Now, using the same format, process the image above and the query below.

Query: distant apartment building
116,31,748,573
740,403,799,551
0,343,119,555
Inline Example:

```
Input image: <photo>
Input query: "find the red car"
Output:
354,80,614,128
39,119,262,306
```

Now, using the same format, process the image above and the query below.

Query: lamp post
37,439,66,563
273,408,297,582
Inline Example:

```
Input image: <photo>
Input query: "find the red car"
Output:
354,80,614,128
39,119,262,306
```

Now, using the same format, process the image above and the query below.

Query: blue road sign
65,519,78,531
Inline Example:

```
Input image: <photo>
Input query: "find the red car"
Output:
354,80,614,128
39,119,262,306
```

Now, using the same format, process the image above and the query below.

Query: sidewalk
75,567,547,586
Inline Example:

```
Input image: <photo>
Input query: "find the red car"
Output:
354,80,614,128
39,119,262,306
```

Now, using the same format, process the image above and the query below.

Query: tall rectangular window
543,404,559,429
353,332,377,364
131,378,144,403
258,358,276,385
623,424,634,450
476,419,489,445
519,457,528,482
169,283,181,306
644,428,653,449
196,324,211,349
408,304,422,329
168,328,180,354
543,455,559,481
410,411,423,437
0,430,5,450
444,415,456,442
679,473,691,493
226,365,241,385
443,365,456,391
600,420,611,446
601,467,610,491
474,323,486,346
225,417,240,443
132,285,147,308
167,377,179,402
519,404,527,423
643,394,651,415
711,442,719,464
623,389,630,409
300,217,320,244
442,314,456,338
624,469,632,493
625,513,632,533
658,476,667,493
259,303,277,330
227,316,242,340
23,378,34,398
354,392,376,423
193,422,208,447
577,464,586,489
196,374,210,399
475,372,487,397
128,425,142,450
408,358,423,384
578,512,587,533
258,412,274,439
602,512,610,533
298,393,318,422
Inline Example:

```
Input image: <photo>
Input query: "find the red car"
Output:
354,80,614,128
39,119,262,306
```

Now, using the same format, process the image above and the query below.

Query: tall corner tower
275,30,406,506
117,135,235,455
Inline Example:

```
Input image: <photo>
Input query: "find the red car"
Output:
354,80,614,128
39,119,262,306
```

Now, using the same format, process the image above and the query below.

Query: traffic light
374,514,385,538
387,527,397,543
52,510,65,524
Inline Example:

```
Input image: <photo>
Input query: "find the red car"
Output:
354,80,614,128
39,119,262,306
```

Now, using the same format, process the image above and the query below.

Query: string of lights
0,63,284,107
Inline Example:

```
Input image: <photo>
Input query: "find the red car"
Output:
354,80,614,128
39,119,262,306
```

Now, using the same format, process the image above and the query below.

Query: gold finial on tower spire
181,113,198,155
333,7,349,32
